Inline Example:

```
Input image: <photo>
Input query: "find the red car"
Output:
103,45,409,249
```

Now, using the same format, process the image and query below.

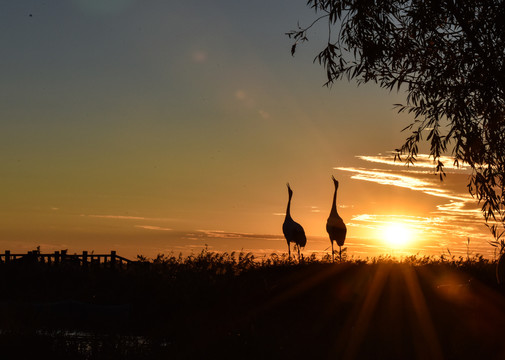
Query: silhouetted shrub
0,250,503,359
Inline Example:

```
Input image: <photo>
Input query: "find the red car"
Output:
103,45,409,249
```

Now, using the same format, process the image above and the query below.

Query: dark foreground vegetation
1,250,505,359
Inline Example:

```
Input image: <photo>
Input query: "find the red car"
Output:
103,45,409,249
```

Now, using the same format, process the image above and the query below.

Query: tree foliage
288,0,505,242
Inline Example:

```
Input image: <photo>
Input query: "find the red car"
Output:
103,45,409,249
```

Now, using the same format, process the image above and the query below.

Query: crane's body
326,176,347,261
283,183,306,260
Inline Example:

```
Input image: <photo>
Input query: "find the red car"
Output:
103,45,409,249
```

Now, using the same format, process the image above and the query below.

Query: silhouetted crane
326,176,347,261
282,183,307,260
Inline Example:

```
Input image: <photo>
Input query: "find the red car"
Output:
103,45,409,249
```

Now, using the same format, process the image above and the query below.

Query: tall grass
0,248,502,359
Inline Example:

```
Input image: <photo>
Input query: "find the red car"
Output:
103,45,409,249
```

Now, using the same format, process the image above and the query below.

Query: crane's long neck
286,194,293,219
330,186,338,215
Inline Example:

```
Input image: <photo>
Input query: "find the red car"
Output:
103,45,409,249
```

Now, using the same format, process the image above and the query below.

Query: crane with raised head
326,176,347,261
282,183,307,260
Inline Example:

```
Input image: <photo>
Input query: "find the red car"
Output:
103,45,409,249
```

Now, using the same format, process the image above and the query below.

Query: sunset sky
1,0,495,259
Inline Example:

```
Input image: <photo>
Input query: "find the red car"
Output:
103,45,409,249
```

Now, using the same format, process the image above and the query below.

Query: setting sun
383,223,412,248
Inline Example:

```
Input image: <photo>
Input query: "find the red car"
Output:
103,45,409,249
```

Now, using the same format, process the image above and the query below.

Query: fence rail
0,250,132,268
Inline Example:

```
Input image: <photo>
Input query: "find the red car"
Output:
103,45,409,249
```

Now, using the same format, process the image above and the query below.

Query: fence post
110,251,116,269
61,250,67,263
54,251,60,264
82,251,88,267
5,250,10,263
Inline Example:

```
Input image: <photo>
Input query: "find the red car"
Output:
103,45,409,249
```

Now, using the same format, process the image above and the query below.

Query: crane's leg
332,242,334,262
288,243,291,261
297,245,301,262
339,246,342,262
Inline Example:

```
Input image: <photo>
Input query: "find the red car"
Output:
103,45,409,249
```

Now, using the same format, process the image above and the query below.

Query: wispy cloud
351,214,444,229
195,229,284,241
357,153,469,170
82,214,177,222
338,153,478,210
335,166,471,203
435,200,482,219
135,225,172,231
337,167,428,189
83,214,148,220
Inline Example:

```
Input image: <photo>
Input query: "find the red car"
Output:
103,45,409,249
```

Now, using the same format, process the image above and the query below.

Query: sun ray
401,266,444,359
338,264,391,360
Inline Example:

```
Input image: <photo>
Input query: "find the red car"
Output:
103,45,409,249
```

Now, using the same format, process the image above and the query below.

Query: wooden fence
0,250,132,268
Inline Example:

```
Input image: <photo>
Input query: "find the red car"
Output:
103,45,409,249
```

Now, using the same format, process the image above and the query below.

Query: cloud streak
335,166,472,204
357,153,469,170
194,229,284,241
82,214,177,222
84,214,147,220
135,225,173,231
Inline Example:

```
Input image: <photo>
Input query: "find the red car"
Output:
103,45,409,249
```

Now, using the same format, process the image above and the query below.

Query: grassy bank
1,250,504,359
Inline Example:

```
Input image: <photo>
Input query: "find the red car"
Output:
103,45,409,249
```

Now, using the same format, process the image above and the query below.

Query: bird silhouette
326,176,347,261
282,183,307,260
